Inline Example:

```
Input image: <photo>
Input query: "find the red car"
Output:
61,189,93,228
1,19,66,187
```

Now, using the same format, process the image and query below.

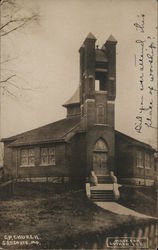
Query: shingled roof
85,32,97,40
4,116,81,147
115,131,155,151
63,87,80,107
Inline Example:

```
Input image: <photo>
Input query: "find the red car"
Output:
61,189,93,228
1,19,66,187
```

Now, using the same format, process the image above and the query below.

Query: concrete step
91,194,114,197
90,184,113,190
91,199,114,202
90,189,115,202
91,190,114,193
91,196,114,201
91,195,114,198
91,190,113,194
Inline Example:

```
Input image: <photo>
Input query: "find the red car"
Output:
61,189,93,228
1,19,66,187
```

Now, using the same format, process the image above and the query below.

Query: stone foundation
16,176,70,183
119,178,154,186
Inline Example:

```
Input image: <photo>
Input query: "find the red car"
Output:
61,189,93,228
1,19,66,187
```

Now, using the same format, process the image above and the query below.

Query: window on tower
96,105,105,124
95,80,100,91
95,72,107,91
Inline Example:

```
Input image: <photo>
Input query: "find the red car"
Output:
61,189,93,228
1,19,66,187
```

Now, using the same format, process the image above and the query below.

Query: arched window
94,138,108,152
96,105,104,124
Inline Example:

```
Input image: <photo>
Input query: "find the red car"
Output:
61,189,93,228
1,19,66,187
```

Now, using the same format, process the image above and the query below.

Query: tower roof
79,43,85,52
63,87,80,107
106,34,117,43
86,32,96,40
80,43,85,48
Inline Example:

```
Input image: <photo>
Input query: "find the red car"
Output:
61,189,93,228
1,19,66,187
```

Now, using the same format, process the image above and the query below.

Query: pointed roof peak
107,34,117,43
86,32,96,40
80,43,85,48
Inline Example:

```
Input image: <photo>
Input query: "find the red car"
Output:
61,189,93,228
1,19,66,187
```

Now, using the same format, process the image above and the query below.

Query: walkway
95,202,156,219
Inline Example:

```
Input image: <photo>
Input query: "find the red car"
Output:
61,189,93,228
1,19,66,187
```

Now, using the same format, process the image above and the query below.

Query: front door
93,139,109,176
93,152,109,175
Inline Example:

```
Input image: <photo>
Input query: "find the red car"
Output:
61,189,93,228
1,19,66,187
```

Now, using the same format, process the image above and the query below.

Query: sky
1,0,157,150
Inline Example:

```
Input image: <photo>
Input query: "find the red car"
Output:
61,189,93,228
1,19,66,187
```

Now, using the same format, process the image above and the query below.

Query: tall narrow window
81,105,84,117
136,151,143,168
154,159,157,172
40,147,55,165
145,153,151,169
97,105,104,124
95,80,100,91
21,148,35,166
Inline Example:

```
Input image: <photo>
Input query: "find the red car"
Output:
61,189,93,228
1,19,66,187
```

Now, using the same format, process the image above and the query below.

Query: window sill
39,164,56,167
136,165,144,168
93,150,108,153
20,165,35,168
94,124,106,126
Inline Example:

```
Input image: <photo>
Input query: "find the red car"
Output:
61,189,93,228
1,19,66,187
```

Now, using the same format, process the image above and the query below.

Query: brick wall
133,147,155,180
67,105,80,118
69,132,86,179
115,135,155,182
115,137,134,178
4,142,69,178
3,142,14,178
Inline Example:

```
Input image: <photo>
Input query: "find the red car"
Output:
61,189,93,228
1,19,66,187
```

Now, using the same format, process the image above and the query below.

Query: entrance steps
86,174,121,202
90,189,115,202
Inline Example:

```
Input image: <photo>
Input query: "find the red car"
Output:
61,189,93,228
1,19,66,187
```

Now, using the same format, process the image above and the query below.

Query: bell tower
79,33,117,129
79,33,118,179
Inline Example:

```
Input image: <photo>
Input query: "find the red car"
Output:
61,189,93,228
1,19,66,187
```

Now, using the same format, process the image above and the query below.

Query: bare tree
0,0,39,98
0,0,39,167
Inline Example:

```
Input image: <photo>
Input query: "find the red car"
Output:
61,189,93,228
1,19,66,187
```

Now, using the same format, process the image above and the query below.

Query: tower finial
86,32,97,40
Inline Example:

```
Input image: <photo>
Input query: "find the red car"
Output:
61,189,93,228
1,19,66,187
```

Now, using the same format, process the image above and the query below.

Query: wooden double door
93,151,109,175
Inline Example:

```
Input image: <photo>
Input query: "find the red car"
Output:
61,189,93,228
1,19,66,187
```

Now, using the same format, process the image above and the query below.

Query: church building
2,33,156,200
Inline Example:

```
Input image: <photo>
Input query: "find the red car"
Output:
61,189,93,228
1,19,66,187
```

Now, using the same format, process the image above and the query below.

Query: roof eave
63,102,80,108
1,138,16,143
115,130,155,151
127,143,155,152
8,138,66,148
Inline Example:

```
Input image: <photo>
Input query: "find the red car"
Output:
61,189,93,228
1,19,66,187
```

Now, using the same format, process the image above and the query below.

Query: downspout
144,153,146,186
16,148,18,179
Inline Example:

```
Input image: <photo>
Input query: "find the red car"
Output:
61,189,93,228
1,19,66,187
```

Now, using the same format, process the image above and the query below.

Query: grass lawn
118,185,157,217
0,183,155,249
